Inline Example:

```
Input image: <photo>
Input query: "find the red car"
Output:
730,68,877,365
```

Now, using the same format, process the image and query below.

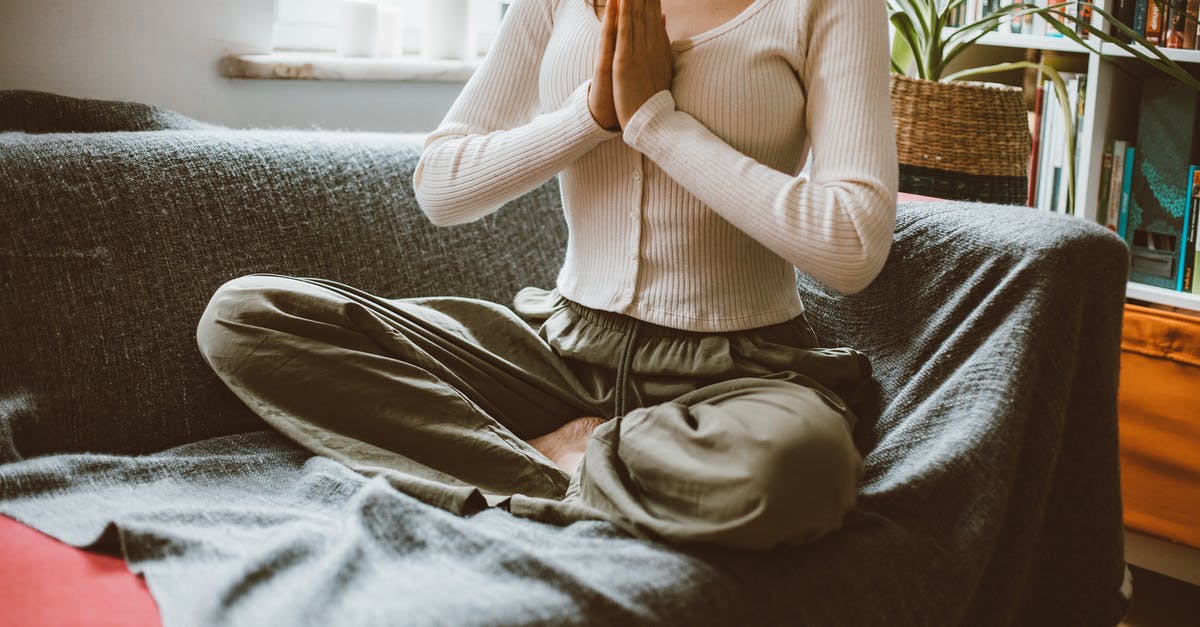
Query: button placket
621,154,645,307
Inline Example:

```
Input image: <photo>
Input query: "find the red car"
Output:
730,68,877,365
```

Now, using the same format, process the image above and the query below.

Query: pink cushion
0,515,160,627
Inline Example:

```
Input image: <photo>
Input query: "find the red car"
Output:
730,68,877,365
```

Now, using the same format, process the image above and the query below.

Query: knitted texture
0,92,1129,626
414,0,898,332
0,95,565,457
0,90,215,133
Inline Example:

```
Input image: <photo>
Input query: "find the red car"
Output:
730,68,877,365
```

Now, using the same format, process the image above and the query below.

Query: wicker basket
891,73,1032,205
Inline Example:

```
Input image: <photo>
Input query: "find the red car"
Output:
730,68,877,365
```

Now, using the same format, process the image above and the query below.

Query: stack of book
946,0,1094,38
946,0,1200,49
1096,74,1200,294
1118,0,1200,48
1028,71,1088,214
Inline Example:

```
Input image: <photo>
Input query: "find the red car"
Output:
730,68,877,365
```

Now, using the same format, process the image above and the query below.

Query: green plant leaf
889,0,932,40
891,20,917,75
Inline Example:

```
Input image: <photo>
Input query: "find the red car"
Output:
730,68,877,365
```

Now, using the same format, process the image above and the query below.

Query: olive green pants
196,275,869,549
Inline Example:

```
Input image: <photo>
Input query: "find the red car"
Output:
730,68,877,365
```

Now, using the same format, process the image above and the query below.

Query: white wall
0,0,461,131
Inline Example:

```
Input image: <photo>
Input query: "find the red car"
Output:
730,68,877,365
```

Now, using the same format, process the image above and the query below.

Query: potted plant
888,0,1200,210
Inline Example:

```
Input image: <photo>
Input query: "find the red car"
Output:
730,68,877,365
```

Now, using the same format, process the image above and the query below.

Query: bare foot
527,416,606,474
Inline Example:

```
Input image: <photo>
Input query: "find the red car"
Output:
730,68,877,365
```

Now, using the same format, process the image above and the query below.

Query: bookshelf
964,7,1200,313
963,6,1200,592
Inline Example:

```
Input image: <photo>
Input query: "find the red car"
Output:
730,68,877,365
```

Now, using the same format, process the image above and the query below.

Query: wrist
621,89,675,147
587,83,620,131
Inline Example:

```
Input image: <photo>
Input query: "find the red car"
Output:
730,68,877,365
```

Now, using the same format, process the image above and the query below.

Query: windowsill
219,52,481,83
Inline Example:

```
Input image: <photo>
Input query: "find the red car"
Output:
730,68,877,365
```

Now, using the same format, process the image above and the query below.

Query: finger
630,0,644,51
598,1,617,72
646,0,662,48
603,0,619,32
618,0,633,64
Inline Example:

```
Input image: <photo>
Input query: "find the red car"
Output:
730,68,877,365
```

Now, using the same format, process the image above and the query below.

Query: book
1119,145,1135,239
1028,83,1045,207
1134,0,1150,38
1038,77,1063,211
1186,0,1199,49
1180,166,1200,291
1112,0,1139,43
1047,77,1064,212
1075,0,1093,38
1072,74,1088,214
1034,0,1049,35
1048,0,1072,36
1146,0,1165,45
1165,0,1188,47
1059,74,1081,214
1126,74,1200,288
1194,201,1200,293
1107,140,1130,231
1098,140,1114,226
1018,0,1036,34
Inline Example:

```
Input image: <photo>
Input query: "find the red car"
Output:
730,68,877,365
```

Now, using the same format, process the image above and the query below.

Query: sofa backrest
0,96,568,457
0,90,216,133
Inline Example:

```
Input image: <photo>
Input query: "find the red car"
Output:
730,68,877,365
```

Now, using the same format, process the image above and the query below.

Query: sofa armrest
797,200,1130,622
799,200,1129,389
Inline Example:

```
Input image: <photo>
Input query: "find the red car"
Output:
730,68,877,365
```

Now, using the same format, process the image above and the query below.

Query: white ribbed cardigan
413,0,898,332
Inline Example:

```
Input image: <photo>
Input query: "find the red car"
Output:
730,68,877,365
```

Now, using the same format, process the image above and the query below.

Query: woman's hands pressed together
588,0,621,130
587,0,675,131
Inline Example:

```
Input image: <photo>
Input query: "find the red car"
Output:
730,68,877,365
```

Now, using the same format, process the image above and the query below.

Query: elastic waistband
560,295,805,339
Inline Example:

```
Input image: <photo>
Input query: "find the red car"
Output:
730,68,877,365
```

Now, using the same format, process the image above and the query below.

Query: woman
197,0,897,550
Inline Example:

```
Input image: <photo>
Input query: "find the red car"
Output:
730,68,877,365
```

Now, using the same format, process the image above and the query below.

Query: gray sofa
0,91,1131,626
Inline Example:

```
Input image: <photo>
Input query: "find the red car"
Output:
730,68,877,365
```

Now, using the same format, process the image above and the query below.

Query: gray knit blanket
0,91,1130,626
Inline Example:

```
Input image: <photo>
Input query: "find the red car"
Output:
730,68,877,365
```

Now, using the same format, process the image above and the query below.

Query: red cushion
0,515,160,627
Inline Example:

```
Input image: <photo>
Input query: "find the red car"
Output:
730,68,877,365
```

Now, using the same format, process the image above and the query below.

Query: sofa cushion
0,95,569,457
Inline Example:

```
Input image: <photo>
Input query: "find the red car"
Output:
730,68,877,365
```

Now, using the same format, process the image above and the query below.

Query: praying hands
587,0,675,131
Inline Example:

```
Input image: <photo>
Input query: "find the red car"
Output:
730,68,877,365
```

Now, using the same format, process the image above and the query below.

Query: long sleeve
621,0,898,294
413,0,620,226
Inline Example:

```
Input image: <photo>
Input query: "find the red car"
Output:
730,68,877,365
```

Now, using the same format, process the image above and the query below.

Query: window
273,0,505,56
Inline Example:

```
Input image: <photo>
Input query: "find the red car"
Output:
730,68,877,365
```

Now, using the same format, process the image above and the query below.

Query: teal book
1125,75,1200,289
1119,146,1135,239
1179,166,1199,292
1132,0,1147,35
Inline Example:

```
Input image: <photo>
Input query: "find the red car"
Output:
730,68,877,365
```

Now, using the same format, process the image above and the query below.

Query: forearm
414,82,619,226
623,91,896,294
413,0,623,226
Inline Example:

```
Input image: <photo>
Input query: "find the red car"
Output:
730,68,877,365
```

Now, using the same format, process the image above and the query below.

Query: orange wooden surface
1119,304,1200,549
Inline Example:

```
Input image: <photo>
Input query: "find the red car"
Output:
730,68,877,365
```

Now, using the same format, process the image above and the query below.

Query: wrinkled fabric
0,92,1130,627
197,276,866,549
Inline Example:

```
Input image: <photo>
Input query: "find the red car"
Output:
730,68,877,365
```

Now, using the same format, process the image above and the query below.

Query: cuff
572,79,622,140
621,90,676,150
